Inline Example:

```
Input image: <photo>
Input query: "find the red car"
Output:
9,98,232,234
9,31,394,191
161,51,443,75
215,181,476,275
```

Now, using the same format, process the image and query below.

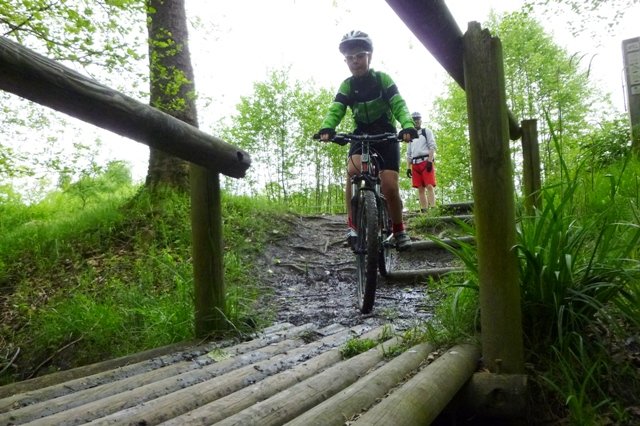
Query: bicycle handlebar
312,132,399,146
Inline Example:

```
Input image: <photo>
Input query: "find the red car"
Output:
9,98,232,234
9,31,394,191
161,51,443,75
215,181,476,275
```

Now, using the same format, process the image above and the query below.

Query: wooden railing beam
384,0,522,140
0,36,251,178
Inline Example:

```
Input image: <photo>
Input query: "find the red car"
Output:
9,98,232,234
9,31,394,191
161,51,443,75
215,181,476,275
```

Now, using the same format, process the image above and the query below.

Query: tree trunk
145,0,194,190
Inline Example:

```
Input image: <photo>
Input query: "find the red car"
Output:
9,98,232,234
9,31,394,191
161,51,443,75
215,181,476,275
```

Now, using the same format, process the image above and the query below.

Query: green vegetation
0,168,290,383
340,325,396,359
340,337,378,359
418,152,640,423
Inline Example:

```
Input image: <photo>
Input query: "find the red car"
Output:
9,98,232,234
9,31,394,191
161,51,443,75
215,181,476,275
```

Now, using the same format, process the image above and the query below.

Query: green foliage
540,331,638,425
489,11,598,176
60,160,133,208
0,0,146,72
218,68,350,214
578,115,633,168
0,173,290,383
423,136,640,421
524,0,639,37
340,337,378,359
516,184,640,350
431,83,472,203
430,12,604,204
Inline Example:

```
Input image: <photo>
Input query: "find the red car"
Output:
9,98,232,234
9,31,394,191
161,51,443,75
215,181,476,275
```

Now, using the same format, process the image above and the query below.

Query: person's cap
411,112,422,120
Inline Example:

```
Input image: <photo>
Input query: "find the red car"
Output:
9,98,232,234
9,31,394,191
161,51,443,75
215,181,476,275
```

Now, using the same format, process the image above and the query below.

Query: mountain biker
318,30,418,252
406,111,437,211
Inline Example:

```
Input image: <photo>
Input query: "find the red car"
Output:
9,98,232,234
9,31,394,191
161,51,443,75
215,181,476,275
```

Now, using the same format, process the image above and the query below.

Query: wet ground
254,214,457,331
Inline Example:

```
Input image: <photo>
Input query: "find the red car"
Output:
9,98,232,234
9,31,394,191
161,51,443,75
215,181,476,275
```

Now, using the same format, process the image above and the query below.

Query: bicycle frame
315,132,397,313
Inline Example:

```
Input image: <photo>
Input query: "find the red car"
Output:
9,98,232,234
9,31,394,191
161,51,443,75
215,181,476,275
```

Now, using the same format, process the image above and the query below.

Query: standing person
318,30,418,251
406,112,437,212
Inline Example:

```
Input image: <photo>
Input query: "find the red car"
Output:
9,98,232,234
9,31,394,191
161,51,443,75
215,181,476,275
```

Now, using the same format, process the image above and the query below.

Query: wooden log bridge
0,323,496,425
0,36,251,178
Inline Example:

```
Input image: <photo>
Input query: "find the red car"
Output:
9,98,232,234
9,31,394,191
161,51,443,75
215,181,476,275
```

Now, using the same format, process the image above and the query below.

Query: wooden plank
91,324,376,425
351,343,480,425
212,336,404,426
162,326,389,425
0,36,251,178
410,235,474,251
285,341,437,426
0,323,319,424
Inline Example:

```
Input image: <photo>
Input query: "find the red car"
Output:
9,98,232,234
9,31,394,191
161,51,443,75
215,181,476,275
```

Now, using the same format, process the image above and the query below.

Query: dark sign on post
623,37,640,154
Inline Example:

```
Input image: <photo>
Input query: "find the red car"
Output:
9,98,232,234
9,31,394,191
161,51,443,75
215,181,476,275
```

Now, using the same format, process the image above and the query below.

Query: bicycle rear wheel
354,190,379,314
378,197,393,276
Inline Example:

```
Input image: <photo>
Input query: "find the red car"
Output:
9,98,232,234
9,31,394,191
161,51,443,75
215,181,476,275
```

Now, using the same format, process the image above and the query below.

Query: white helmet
339,30,373,54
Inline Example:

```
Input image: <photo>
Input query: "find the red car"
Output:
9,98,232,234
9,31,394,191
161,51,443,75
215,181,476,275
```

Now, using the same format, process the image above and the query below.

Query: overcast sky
186,0,640,124
12,0,640,191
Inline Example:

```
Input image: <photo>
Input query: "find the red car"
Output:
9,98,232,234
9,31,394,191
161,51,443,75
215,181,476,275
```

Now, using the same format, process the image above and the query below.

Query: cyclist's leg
375,142,403,231
379,170,402,226
377,143,410,250
346,154,361,228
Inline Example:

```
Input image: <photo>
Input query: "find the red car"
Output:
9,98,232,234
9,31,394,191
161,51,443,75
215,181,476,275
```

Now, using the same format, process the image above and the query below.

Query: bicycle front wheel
354,189,379,314
378,196,393,276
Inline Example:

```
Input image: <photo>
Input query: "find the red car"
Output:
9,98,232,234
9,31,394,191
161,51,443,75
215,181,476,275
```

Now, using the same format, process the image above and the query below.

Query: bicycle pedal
382,236,396,248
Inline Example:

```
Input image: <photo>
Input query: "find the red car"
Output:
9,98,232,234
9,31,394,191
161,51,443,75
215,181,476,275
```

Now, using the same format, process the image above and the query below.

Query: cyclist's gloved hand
398,128,418,142
318,128,336,141
426,161,433,172
406,168,412,178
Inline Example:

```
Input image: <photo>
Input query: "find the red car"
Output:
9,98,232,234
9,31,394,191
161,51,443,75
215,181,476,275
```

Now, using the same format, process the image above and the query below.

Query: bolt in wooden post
521,119,541,214
462,22,524,374
191,166,226,337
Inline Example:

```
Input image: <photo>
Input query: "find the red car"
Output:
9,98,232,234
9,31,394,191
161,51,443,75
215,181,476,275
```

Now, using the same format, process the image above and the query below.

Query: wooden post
521,119,541,214
191,166,226,337
462,22,524,374
622,37,640,156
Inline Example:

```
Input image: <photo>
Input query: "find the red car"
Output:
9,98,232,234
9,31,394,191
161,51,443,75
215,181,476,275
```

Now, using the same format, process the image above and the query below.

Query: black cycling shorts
348,140,400,172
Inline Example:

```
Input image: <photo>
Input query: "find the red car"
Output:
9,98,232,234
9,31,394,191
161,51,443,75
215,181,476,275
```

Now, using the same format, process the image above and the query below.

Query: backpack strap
348,71,388,104
421,128,428,139
376,71,389,103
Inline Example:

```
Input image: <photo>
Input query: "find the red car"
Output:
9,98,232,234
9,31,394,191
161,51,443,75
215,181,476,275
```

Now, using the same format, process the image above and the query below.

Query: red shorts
411,161,436,188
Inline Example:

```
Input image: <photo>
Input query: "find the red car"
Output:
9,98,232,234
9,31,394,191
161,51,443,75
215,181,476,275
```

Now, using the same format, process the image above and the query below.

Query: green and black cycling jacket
320,69,415,134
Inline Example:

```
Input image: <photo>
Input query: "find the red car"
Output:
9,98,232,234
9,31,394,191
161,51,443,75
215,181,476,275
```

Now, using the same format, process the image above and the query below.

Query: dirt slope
254,214,458,330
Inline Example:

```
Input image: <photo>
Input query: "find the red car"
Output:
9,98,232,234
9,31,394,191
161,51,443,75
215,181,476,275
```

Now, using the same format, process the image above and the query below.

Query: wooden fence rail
0,36,251,178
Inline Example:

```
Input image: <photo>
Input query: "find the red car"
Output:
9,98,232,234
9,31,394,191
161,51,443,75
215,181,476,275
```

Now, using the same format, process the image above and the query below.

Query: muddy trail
254,211,468,331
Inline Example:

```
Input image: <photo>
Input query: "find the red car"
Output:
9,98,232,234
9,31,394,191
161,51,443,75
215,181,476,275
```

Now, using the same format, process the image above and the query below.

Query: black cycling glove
317,128,336,140
406,169,412,178
398,128,418,141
